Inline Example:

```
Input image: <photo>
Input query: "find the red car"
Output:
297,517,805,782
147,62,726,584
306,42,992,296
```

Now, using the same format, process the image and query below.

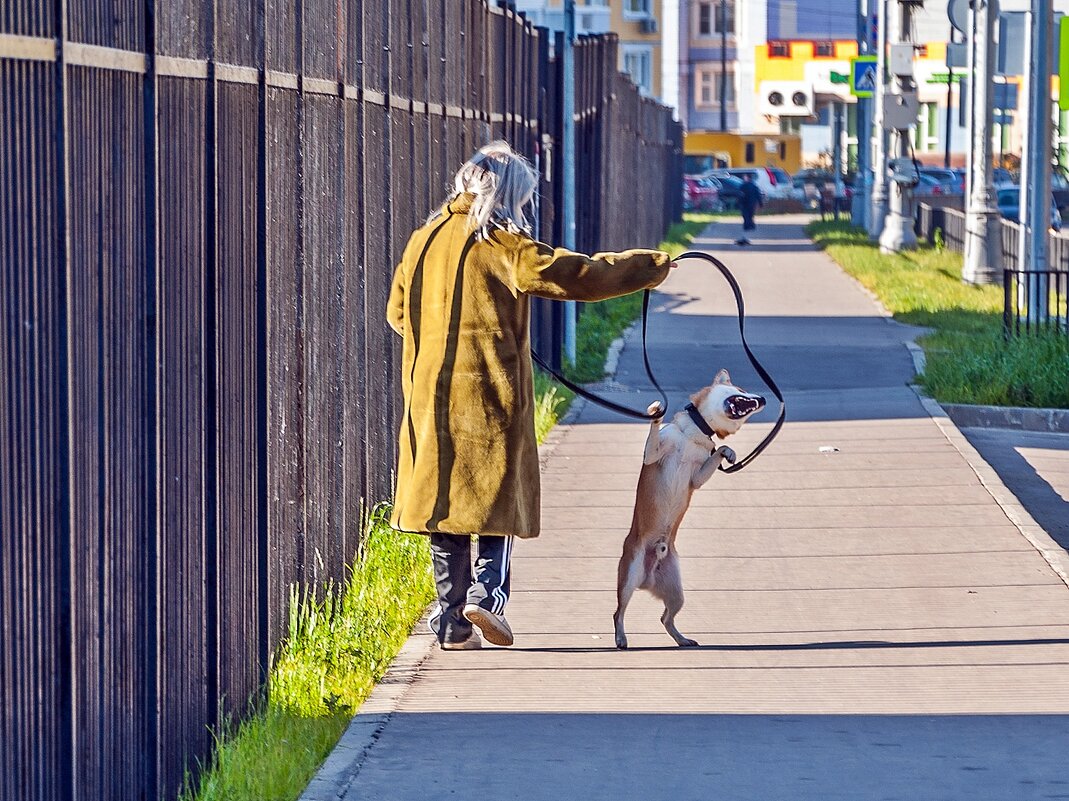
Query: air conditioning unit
758,81,813,117
640,17,658,34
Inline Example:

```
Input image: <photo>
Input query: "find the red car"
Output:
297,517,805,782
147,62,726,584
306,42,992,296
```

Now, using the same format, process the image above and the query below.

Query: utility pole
944,25,954,169
720,0,728,132
833,102,845,216
562,0,577,364
962,0,1000,284
1017,0,1054,321
878,0,918,254
869,0,890,239
853,0,872,230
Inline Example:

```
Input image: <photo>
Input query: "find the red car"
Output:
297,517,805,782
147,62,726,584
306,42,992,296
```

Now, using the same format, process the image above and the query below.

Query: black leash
531,250,786,474
530,288,669,422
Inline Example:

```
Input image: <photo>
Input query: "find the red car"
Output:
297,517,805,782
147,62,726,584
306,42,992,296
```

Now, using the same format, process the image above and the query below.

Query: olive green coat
387,194,671,538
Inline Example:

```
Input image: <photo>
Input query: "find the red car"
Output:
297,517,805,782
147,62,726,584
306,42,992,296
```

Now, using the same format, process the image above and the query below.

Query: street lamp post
869,0,890,239
720,0,728,132
1017,0,1054,321
962,0,1001,284
562,0,577,363
878,0,918,253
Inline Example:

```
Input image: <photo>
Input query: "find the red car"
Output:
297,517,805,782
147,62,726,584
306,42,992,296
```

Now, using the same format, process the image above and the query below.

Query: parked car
790,170,851,210
714,175,746,210
710,167,787,200
912,173,947,199
683,175,721,211
995,186,1062,232
919,167,963,196
1051,171,1069,212
992,167,1016,188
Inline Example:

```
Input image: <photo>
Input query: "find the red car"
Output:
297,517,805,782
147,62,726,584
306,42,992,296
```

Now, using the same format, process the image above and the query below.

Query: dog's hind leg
613,549,644,650
657,550,698,647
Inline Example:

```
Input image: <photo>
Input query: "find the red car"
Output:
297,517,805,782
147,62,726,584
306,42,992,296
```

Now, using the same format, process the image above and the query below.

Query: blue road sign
851,56,878,98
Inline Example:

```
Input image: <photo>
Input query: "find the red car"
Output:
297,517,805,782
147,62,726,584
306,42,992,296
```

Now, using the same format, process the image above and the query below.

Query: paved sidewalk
308,216,1069,800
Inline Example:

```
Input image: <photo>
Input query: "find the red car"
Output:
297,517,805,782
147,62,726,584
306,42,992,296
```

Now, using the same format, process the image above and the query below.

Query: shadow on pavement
350,712,1069,800
960,428,1069,551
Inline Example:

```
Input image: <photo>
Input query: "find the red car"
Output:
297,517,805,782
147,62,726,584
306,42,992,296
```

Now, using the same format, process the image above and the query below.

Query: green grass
180,505,434,801
806,220,1069,408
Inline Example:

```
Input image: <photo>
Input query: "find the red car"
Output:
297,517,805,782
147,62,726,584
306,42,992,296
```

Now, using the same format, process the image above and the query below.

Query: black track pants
428,533,513,644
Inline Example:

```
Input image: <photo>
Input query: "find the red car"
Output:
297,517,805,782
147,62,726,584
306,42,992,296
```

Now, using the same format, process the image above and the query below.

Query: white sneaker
463,604,514,647
440,631,482,651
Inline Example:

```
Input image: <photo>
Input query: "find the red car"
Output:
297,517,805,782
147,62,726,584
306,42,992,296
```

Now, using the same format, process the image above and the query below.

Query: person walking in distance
387,141,674,649
736,173,763,246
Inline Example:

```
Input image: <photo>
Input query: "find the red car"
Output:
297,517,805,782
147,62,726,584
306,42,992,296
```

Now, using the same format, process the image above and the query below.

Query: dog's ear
713,369,732,386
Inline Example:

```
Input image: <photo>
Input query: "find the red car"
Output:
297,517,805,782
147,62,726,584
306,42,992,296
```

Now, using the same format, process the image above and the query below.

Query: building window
769,40,791,58
622,45,653,96
624,0,651,18
912,102,939,152
814,41,835,58
745,142,755,163
780,117,802,135
697,1,735,37
696,68,736,108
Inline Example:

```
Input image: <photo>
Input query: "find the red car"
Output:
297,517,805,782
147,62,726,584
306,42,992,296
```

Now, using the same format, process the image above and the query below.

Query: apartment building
513,0,666,100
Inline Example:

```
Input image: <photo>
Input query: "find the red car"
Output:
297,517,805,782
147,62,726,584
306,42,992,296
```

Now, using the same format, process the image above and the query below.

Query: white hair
439,140,538,238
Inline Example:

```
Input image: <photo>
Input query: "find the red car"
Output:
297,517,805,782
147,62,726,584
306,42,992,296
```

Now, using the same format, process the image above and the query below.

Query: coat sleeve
506,234,671,302
387,261,405,336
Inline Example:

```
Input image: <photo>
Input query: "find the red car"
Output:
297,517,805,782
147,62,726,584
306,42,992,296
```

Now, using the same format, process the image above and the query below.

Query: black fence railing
1004,270,1069,335
915,203,1069,336
0,2,683,799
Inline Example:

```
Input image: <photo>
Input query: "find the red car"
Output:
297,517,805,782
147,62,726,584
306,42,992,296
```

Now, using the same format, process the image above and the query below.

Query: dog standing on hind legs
613,369,765,649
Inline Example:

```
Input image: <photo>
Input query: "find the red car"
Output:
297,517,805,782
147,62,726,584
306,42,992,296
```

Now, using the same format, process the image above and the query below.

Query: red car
683,175,721,211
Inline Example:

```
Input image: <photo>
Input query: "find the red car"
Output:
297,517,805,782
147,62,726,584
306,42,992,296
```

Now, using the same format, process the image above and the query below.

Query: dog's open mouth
726,395,765,419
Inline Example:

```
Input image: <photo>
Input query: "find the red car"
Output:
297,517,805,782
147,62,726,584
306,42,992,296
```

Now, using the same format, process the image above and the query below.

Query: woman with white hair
387,141,672,649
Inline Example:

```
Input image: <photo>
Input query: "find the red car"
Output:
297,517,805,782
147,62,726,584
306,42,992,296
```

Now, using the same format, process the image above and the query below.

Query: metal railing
0,2,683,798
1004,269,1069,335
915,203,1069,336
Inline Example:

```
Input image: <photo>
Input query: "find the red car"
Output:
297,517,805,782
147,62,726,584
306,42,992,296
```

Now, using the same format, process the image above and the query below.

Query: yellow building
516,1,664,99
684,131,802,173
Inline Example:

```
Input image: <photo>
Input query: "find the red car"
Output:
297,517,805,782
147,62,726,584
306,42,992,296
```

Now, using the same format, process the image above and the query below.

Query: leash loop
531,288,669,421
673,251,786,473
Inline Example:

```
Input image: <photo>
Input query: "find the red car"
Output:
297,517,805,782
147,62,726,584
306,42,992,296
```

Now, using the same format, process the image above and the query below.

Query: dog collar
684,403,716,440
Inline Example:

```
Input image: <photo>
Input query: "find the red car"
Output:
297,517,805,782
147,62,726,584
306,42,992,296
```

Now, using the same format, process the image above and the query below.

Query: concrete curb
906,339,1069,433
299,615,437,801
909,387,1069,592
940,402,1069,433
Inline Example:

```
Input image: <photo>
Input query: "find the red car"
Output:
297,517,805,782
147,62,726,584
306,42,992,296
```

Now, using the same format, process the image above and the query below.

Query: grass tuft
807,220,1069,408
179,505,434,801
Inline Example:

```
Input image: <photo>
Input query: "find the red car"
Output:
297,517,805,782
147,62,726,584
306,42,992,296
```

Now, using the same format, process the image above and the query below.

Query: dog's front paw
615,633,629,650
715,445,736,464
678,638,699,648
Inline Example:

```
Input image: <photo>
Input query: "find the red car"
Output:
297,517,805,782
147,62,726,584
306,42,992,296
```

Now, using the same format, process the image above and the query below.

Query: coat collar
445,192,475,215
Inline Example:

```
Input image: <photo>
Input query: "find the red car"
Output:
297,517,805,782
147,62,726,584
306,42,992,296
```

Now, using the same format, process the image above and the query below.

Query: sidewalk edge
299,616,437,801
909,384,1069,591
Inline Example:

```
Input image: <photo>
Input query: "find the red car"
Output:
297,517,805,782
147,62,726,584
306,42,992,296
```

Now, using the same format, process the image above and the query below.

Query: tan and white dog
613,369,765,649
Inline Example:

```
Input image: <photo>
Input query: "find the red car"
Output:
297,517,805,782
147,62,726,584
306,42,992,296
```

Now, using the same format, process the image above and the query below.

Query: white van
710,167,791,200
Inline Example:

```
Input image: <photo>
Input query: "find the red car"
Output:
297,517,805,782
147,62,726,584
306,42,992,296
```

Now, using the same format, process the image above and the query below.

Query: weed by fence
0,2,682,798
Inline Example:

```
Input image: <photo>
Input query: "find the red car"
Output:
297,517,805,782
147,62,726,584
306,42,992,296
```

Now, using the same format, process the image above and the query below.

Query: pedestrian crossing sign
851,56,878,98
